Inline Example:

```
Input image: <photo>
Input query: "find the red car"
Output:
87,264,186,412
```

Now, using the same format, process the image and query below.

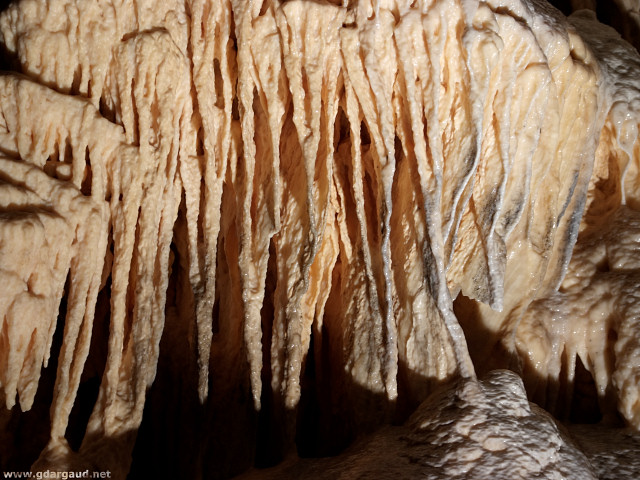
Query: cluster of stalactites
0,0,632,476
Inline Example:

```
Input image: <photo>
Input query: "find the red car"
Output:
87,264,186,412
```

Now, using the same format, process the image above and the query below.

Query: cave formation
0,0,640,478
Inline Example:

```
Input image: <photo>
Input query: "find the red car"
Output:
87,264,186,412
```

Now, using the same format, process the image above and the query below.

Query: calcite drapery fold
0,0,638,478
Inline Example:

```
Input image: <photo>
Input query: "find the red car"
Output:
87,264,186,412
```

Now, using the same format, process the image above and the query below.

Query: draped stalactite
0,0,638,478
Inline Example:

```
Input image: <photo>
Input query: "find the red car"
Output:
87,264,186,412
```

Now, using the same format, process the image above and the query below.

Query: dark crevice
570,356,603,424
255,238,279,468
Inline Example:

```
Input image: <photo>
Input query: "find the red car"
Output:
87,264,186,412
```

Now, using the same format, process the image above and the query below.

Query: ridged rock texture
0,0,638,479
